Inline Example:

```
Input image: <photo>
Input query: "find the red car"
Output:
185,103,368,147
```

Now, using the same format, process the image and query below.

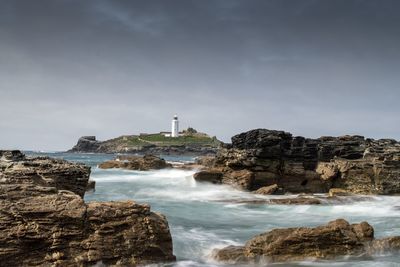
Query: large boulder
213,219,399,264
99,155,172,171
0,151,176,266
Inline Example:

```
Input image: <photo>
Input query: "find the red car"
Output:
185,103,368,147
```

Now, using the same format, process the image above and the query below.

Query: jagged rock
0,150,25,161
98,155,172,171
254,184,279,195
196,129,400,195
0,152,90,197
0,151,176,266
69,136,101,153
213,219,400,264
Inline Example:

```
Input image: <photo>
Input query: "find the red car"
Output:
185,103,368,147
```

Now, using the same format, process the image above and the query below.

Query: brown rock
368,236,400,254
222,170,255,190
212,246,247,263
193,170,223,184
213,219,377,264
0,151,90,197
316,162,339,180
194,156,216,168
254,184,278,195
99,154,172,171
329,188,351,197
0,187,175,266
0,151,176,266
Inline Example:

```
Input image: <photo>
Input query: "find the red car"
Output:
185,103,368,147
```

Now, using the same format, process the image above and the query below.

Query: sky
0,0,399,150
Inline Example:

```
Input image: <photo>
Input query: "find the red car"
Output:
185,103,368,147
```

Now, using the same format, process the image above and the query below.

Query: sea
26,152,400,267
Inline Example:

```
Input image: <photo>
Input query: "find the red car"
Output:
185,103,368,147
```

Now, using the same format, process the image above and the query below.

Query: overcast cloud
0,0,399,150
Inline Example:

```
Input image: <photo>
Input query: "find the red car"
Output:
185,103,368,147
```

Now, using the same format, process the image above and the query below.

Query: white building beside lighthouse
171,115,179,137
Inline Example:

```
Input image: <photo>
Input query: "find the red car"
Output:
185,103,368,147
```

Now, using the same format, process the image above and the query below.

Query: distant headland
68,115,221,155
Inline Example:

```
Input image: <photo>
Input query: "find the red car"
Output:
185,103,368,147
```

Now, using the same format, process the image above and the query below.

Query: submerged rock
99,154,172,171
0,151,175,266
213,219,399,264
195,129,400,195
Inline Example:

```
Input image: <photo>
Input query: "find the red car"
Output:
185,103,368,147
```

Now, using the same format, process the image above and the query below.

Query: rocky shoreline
0,150,175,266
2,127,400,265
194,129,400,195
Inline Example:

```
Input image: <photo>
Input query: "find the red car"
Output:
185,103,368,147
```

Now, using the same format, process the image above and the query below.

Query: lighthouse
171,115,179,137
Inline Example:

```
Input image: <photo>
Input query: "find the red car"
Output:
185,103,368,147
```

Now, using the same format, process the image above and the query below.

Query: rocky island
194,128,400,195
0,150,175,266
69,129,221,155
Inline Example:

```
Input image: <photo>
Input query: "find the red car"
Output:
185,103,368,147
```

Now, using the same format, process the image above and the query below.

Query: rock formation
0,150,175,266
69,135,219,156
0,150,90,197
98,155,172,171
213,219,400,264
195,129,400,194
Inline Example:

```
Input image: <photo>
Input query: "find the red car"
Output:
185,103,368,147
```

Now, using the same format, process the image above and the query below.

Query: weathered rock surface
213,219,400,264
99,155,172,171
0,151,175,266
0,150,90,197
196,129,400,194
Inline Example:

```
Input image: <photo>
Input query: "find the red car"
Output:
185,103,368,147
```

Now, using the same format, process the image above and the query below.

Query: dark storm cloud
0,0,399,150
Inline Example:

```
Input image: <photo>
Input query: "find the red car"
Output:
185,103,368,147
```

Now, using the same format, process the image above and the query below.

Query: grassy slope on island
139,133,220,146
100,133,220,150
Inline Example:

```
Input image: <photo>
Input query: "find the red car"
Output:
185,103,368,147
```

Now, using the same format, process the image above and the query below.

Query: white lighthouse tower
171,115,179,137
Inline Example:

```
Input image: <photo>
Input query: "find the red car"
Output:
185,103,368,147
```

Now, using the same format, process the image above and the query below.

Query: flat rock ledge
212,219,400,264
99,154,172,171
0,150,175,266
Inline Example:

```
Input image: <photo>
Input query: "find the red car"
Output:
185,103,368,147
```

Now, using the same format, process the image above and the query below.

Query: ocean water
26,152,400,266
